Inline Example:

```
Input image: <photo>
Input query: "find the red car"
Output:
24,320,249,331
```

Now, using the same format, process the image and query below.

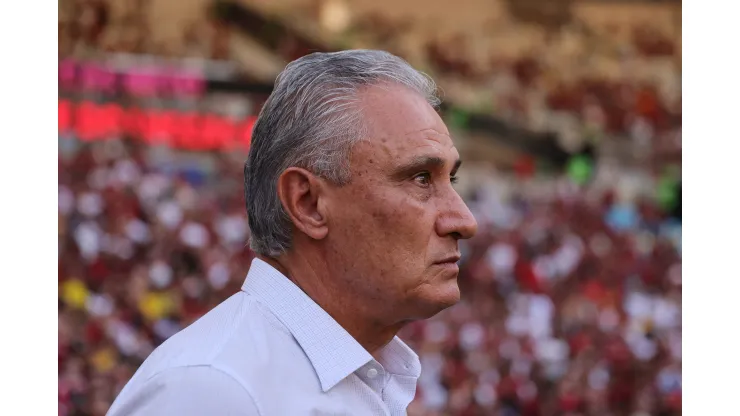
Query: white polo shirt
107,259,422,415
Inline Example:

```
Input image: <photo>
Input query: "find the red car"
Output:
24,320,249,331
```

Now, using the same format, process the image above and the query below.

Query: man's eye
413,172,432,187
450,175,459,184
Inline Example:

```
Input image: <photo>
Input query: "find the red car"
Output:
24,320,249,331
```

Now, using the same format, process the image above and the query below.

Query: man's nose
435,191,478,240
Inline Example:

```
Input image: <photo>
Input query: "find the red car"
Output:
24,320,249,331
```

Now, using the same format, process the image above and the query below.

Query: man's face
323,85,478,321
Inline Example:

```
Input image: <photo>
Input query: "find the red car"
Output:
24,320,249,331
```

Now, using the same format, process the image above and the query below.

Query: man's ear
276,167,329,241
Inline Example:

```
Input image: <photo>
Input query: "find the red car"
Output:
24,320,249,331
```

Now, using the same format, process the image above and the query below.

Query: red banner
58,100,255,151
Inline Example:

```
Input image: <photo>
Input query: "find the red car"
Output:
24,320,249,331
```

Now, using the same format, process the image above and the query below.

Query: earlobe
277,167,329,241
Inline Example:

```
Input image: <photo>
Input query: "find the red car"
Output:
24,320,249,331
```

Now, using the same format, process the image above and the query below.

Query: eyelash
413,172,459,186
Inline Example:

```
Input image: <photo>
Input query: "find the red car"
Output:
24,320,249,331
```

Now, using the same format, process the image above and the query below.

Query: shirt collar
241,258,421,391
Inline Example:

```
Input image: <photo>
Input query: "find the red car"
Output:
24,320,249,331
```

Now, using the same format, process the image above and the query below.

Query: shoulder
144,293,291,368
110,293,314,414
108,365,262,416
122,292,302,378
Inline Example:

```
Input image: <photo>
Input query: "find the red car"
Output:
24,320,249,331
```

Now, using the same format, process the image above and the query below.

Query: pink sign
59,59,206,97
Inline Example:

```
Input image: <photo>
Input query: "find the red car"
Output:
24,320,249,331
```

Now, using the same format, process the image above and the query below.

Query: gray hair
244,50,441,256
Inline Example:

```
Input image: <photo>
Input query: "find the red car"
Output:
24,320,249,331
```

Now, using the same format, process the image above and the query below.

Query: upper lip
435,254,461,264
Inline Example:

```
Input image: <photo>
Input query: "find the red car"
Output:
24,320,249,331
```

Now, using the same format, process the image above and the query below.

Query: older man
107,50,477,416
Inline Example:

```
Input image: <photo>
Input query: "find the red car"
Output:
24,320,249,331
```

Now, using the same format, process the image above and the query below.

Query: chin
412,279,461,319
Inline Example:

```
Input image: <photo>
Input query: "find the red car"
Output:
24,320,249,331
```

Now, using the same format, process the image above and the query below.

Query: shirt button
367,368,378,379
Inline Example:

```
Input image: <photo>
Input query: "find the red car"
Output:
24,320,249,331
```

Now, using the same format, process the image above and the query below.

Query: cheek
334,179,436,264
366,194,434,261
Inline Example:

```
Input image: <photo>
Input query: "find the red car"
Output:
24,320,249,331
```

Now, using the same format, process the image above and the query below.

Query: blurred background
57,0,681,415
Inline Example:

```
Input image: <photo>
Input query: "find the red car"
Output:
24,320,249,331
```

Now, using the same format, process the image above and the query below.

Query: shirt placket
359,361,388,396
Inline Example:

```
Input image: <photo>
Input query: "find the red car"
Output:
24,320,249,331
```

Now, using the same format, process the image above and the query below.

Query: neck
257,253,403,354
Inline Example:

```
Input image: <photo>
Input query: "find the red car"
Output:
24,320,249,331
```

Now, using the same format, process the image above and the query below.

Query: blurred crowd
57,0,682,160
403,164,681,416
282,0,682,159
59,139,251,416
58,136,680,416
58,0,231,59
428,27,681,161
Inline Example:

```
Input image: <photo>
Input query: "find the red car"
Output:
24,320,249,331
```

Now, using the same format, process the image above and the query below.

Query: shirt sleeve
107,365,261,416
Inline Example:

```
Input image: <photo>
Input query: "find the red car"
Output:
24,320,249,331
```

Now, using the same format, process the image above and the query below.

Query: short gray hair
244,50,440,256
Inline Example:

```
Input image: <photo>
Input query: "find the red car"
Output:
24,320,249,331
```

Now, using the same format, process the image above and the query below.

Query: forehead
354,85,458,165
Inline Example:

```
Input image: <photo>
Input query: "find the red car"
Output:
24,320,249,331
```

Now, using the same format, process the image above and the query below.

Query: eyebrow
391,155,462,179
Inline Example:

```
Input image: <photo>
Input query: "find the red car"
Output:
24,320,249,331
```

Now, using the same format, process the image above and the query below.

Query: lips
435,254,461,264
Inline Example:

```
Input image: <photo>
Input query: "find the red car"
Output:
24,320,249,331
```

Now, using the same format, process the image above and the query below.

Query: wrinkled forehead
372,129,459,168
354,85,458,167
